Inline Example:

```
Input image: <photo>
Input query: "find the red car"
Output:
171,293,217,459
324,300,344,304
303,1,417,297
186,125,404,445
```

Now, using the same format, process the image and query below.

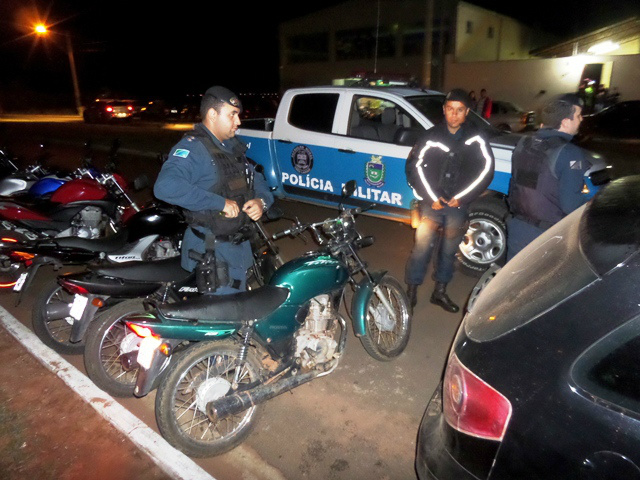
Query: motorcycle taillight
58,278,89,295
126,322,156,339
442,353,512,441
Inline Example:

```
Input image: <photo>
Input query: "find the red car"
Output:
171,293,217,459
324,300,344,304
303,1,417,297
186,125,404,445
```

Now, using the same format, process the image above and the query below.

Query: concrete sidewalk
0,306,215,480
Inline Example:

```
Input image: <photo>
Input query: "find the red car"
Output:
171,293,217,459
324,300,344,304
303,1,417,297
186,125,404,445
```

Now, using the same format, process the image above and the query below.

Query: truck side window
289,93,340,134
349,96,418,145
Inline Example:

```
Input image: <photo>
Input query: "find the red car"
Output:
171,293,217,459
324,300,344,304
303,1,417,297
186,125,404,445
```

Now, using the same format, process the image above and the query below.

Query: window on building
286,33,329,64
288,93,339,134
466,21,473,34
336,27,396,61
488,26,494,39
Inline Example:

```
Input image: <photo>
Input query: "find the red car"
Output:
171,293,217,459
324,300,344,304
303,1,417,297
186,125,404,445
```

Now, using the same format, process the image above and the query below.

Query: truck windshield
406,95,498,135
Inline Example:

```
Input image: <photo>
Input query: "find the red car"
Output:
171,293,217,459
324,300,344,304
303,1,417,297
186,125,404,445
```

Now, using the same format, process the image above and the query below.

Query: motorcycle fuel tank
50,178,108,204
0,177,31,196
28,177,66,196
269,252,349,305
125,207,185,242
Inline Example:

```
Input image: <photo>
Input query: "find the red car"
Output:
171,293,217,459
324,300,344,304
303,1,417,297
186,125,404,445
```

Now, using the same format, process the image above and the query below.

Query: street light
34,23,83,117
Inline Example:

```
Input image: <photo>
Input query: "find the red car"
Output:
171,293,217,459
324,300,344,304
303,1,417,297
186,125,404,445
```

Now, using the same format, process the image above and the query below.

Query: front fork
350,270,392,337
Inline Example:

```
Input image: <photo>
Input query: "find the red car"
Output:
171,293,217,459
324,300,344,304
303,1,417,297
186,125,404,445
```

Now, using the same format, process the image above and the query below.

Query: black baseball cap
444,88,471,109
203,85,243,111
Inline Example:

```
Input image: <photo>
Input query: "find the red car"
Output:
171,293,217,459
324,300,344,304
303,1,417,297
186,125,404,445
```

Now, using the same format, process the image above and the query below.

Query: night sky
0,0,638,108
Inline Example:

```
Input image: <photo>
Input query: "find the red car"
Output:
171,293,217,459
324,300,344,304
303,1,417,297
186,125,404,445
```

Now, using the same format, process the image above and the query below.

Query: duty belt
190,228,234,243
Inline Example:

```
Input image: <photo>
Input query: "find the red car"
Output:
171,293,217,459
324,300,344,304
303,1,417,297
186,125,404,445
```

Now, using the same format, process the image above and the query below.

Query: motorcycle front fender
350,270,387,337
134,349,168,398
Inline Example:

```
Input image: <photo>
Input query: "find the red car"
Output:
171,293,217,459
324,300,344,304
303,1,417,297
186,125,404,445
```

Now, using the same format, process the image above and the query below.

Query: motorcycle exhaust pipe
206,366,328,423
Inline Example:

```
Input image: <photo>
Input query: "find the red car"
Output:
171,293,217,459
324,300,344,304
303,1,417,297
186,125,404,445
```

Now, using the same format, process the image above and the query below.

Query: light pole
34,24,83,117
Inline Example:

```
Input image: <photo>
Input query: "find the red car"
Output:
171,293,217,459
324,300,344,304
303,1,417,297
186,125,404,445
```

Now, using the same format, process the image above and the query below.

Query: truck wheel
457,199,507,277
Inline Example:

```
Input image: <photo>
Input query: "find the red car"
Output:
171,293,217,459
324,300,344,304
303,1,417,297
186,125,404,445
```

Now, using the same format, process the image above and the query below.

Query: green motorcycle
124,180,411,457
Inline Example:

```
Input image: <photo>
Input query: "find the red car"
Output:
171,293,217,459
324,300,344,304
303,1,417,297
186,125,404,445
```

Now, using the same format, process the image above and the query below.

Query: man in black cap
405,88,495,313
506,93,591,261
154,85,273,293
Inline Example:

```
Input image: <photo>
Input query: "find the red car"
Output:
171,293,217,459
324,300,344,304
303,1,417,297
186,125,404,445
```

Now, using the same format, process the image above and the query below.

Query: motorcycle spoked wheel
83,298,149,397
155,340,264,457
359,275,412,361
32,282,87,354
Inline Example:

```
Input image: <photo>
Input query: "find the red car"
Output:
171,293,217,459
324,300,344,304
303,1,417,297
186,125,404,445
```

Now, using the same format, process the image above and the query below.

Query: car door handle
277,139,292,144
338,149,356,154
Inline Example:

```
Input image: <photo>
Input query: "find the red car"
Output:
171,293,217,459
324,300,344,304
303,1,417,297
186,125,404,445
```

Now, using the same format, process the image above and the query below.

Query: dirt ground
0,326,171,480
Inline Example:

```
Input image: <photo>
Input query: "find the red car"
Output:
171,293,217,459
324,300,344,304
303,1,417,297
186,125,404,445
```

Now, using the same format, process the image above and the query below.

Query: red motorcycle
0,166,147,286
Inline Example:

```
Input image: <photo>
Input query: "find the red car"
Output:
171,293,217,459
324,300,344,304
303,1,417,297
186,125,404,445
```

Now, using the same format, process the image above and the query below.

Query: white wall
444,53,640,113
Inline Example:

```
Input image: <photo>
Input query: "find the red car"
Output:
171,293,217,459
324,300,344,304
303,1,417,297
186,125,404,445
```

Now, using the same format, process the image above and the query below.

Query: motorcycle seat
157,285,290,324
53,229,129,253
90,256,191,283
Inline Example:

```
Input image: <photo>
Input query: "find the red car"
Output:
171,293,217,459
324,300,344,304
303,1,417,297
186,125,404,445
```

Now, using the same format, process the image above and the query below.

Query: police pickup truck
238,85,606,275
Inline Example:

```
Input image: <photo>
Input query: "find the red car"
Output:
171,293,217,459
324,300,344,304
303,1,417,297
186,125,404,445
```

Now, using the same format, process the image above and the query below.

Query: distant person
405,89,495,313
506,93,591,261
154,85,273,293
468,90,478,112
476,88,493,120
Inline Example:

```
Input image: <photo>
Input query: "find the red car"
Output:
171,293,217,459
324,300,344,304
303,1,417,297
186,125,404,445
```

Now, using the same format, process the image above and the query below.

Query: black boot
406,284,418,310
430,282,459,313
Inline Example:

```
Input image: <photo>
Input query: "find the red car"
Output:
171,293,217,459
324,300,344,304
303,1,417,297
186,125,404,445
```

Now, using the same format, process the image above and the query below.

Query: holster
188,233,230,294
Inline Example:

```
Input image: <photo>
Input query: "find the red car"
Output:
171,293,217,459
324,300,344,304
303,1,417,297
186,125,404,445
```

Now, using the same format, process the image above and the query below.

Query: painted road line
0,305,215,480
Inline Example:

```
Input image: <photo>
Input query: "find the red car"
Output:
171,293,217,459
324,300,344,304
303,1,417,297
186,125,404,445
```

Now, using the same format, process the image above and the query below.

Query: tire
465,263,501,313
83,299,148,397
456,199,508,277
359,275,411,361
155,340,263,457
32,281,85,354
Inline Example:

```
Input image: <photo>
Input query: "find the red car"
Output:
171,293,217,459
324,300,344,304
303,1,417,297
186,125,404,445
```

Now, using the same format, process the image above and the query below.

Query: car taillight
127,105,133,111
442,353,512,441
106,106,113,112
58,278,89,295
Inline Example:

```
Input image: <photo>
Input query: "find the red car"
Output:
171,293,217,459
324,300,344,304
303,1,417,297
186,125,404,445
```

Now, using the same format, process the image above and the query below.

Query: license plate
13,272,28,292
137,336,162,370
69,295,88,321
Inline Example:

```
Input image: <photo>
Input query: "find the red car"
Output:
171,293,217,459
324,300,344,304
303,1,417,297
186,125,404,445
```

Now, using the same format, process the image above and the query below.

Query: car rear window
572,315,640,417
465,206,599,342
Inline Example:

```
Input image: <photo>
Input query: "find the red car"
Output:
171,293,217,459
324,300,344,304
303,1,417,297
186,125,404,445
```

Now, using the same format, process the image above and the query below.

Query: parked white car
490,100,538,133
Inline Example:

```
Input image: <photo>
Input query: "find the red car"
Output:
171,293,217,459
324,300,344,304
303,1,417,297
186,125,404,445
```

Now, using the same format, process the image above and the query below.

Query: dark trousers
405,205,468,285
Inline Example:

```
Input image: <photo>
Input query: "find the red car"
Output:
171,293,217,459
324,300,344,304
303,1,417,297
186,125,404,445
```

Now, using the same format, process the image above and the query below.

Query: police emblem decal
365,156,386,187
291,145,314,174
173,149,190,158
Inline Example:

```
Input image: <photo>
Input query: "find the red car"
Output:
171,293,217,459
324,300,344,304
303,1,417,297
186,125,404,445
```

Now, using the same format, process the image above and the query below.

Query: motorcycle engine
294,294,339,369
72,206,105,238
145,239,180,260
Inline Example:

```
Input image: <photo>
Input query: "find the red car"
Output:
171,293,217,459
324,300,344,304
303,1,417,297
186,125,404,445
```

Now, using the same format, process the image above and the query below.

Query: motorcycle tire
32,281,87,355
83,298,149,397
359,274,411,361
155,340,264,457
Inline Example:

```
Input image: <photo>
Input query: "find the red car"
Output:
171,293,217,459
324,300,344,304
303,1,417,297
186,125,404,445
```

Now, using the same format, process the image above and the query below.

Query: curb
0,305,215,480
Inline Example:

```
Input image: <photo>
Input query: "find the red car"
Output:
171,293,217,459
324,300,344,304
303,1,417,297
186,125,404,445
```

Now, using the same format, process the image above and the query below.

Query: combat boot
430,282,459,313
406,284,418,311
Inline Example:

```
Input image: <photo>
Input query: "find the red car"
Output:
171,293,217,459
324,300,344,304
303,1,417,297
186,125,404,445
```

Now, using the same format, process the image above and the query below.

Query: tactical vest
508,135,568,228
183,125,254,236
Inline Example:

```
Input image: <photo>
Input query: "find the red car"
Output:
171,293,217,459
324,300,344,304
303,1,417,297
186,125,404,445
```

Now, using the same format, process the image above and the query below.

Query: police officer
154,85,273,293
506,93,590,261
405,89,495,313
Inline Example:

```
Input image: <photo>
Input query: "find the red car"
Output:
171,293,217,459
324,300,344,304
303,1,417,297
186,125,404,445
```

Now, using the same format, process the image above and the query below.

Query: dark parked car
579,100,640,140
489,100,537,133
83,99,136,123
416,175,640,479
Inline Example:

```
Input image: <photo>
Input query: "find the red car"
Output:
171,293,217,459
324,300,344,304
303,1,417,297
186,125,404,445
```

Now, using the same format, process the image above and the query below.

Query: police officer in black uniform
506,93,591,261
154,85,273,294
405,89,495,313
